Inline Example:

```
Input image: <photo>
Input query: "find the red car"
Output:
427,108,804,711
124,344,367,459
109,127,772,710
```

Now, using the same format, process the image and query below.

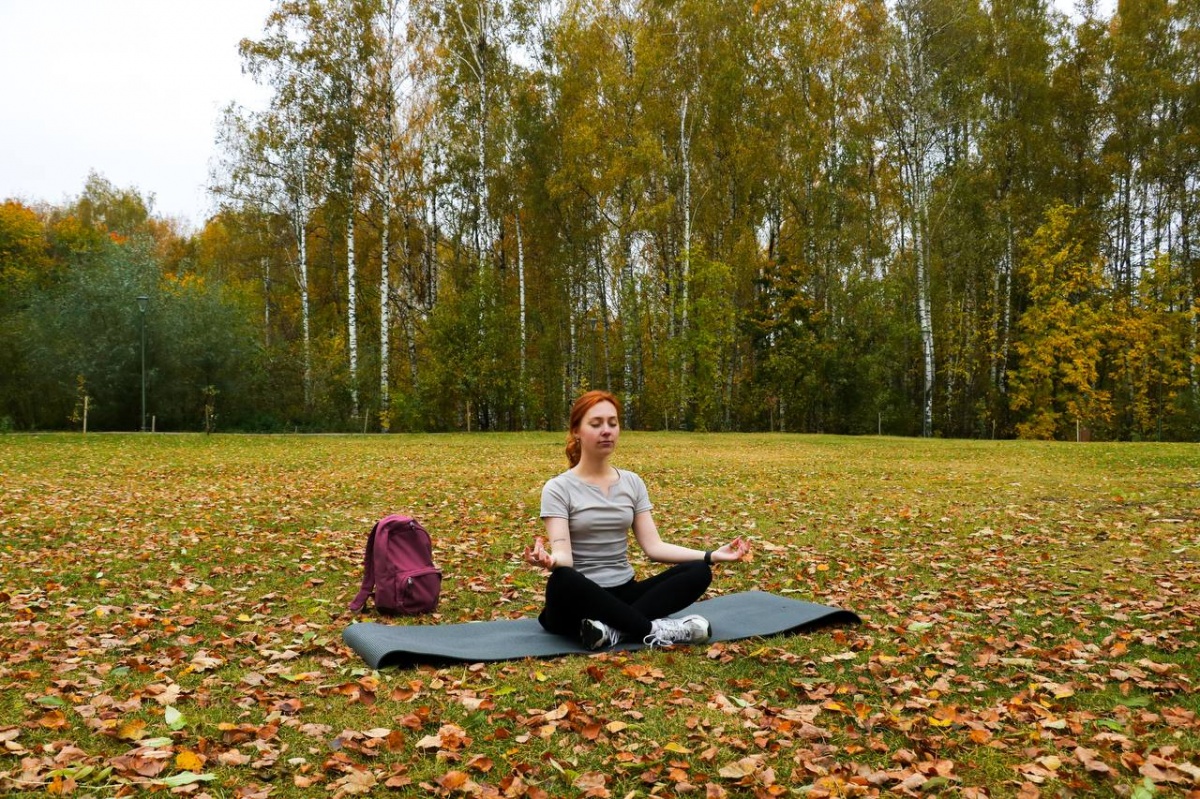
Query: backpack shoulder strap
348,521,381,612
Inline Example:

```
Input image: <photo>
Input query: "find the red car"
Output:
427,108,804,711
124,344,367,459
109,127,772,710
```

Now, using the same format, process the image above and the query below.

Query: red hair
566,390,621,467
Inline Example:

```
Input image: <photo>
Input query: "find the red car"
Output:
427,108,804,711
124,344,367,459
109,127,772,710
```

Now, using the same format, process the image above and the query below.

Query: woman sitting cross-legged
524,390,752,650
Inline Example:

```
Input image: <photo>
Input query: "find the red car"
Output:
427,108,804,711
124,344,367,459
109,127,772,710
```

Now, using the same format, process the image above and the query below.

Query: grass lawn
1,433,1197,798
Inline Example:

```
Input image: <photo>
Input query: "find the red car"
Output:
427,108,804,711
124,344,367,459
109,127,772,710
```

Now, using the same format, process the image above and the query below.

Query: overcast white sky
0,0,273,231
1,0,1115,233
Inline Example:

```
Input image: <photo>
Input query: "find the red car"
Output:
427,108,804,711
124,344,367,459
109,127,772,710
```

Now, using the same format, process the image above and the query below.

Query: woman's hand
711,536,752,563
524,536,556,570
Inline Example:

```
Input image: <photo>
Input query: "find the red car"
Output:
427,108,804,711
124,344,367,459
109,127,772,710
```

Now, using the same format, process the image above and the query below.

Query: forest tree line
1,0,1198,439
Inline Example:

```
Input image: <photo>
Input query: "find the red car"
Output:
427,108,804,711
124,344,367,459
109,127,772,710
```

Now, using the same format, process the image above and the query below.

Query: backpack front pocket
396,567,442,614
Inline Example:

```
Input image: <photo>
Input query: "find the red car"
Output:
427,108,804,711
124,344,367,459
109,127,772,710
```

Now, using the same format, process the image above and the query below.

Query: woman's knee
685,560,712,582
671,560,712,591
545,566,585,592
546,566,575,584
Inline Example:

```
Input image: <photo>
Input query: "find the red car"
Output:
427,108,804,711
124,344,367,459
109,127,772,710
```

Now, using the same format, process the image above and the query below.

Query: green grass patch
1,433,1197,797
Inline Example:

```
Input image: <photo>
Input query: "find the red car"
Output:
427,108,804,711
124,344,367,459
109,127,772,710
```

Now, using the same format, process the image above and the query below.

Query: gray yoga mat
343,590,860,669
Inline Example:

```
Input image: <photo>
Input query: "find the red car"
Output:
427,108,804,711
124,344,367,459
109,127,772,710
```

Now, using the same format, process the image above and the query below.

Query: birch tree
366,0,407,430
327,3,377,421
224,0,380,414
883,0,983,436
977,0,1058,420
214,102,322,409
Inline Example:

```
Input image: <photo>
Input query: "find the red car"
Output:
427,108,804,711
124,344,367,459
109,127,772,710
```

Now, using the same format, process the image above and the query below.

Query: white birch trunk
568,277,577,402
681,93,692,328
621,227,634,425
426,193,439,312
1185,281,1195,391
298,219,312,410
380,194,391,432
597,246,612,389
295,142,313,411
898,108,934,437
998,215,1014,395
916,200,934,438
567,313,575,404
398,215,420,389
1184,196,1197,390
894,17,936,438
477,79,489,277
262,257,270,348
678,92,692,425
454,2,491,278
347,203,359,419
516,211,527,426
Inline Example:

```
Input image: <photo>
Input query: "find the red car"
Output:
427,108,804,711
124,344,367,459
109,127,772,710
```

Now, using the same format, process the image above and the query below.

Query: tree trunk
380,185,391,433
678,92,692,426
262,257,271,349
426,168,440,312
347,201,359,419
395,213,419,393
620,222,635,427
474,82,489,277
454,0,491,279
516,210,527,427
916,203,935,438
297,212,312,411
596,245,612,389
567,278,577,409
999,214,1013,393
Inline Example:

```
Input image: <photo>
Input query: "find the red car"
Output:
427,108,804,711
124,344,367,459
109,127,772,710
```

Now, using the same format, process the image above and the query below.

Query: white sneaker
580,618,623,650
644,614,711,648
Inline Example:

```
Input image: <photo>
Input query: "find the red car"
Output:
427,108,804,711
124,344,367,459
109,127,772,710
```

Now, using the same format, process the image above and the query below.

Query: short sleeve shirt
540,469,652,587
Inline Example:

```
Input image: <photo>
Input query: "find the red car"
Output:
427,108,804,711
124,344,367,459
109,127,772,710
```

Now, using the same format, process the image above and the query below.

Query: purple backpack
349,514,442,615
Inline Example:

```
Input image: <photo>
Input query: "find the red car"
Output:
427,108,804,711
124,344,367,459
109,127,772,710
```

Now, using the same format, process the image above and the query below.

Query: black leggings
538,562,712,641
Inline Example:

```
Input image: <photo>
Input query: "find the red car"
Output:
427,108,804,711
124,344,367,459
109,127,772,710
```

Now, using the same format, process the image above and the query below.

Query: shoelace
584,620,623,649
643,619,688,648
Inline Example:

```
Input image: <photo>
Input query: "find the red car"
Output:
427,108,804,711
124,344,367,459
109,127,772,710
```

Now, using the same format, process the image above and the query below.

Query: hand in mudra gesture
524,536,555,569
710,536,752,563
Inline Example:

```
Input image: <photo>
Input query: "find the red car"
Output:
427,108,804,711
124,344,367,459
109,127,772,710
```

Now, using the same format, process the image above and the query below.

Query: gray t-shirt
540,468,653,587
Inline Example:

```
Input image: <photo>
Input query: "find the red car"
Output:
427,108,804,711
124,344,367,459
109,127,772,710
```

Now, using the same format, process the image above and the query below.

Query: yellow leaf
175,750,204,771
664,742,692,754
38,710,68,730
117,719,147,741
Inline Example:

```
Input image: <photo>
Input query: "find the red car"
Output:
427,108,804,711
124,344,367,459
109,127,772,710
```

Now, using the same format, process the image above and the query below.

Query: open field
1,433,1198,798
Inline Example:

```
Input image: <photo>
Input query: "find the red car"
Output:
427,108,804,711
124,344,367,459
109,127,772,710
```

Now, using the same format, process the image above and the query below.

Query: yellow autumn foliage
1010,204,1113,439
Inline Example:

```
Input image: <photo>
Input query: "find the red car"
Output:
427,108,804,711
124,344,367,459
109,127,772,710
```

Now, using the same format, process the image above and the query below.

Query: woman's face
575,400,620,459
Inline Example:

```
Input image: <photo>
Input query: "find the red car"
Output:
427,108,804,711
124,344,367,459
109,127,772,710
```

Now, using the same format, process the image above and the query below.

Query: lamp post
137,295,149,432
